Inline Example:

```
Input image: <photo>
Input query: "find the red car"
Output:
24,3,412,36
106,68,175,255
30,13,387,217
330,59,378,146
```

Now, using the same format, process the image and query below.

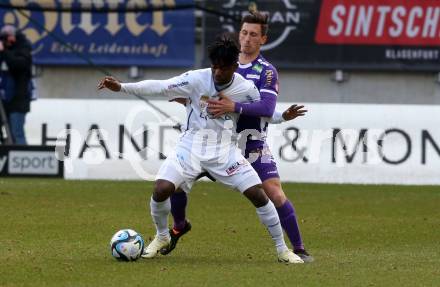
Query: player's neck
239,52,259,65
214,75,235,91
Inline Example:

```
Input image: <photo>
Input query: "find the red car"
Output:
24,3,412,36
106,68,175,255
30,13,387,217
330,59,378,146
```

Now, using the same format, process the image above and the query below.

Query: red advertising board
316,0,440,46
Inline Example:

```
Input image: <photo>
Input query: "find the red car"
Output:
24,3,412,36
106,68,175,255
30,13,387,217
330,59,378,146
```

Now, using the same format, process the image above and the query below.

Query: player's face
239,23,267,56
2,35,15,47
211,62,238,85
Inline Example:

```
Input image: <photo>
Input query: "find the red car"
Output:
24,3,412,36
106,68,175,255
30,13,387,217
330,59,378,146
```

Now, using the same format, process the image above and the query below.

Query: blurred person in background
0,24,32,145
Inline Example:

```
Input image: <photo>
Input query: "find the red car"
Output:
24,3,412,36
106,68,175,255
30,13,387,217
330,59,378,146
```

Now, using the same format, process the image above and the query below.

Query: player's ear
261,35,267,45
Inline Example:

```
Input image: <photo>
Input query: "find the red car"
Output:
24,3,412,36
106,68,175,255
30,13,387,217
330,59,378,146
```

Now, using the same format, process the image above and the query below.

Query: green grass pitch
1,179,439,286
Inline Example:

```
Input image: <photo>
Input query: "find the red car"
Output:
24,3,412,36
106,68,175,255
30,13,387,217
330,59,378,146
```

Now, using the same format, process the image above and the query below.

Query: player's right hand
97,76,121,92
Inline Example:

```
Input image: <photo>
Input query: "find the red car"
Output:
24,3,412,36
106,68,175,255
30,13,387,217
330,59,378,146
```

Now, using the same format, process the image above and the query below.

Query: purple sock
276,200,304,250
170,191,187,231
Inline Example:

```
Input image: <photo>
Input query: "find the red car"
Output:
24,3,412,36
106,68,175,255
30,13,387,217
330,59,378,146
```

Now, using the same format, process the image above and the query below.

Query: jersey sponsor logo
167,81,189,90
246,74,261,80
225,159,248,175
252,64,263,73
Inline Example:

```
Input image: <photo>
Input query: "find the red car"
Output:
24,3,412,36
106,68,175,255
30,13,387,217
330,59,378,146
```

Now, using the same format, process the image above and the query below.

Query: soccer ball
110,229,145,261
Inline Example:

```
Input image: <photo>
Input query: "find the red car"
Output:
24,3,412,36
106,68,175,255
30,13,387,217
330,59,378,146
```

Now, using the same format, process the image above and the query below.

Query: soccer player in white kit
98,34,302,263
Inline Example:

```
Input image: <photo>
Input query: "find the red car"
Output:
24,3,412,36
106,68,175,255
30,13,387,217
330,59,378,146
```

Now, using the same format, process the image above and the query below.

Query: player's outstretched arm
269,104,307,124
98,76,174,98
99,72,194,100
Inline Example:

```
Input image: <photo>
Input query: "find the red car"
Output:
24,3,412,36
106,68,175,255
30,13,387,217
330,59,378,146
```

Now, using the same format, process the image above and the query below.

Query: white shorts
178,181,193,193
155,143,261,193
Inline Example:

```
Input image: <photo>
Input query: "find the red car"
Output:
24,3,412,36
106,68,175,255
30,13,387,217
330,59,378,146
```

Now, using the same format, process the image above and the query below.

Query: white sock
150,197,171,240
256,200,288,254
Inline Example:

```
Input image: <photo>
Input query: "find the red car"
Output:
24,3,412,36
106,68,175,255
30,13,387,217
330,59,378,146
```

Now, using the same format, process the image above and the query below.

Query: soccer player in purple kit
164,11,313,262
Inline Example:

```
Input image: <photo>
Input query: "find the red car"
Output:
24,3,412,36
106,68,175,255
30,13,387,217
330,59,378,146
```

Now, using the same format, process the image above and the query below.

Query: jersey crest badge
199,95,211,119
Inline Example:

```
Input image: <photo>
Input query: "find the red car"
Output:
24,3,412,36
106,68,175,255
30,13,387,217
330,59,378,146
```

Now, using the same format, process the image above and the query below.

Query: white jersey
121,68,260,154
122,68,262,192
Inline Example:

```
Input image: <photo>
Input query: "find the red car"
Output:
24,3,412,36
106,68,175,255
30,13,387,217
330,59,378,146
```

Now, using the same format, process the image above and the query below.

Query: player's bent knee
243,185,269,208
262,180,286,207
269,193,287,207
153,179,175,202
264,188,286,207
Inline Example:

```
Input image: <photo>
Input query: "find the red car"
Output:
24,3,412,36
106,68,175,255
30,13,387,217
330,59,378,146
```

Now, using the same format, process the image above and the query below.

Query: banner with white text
0,0,194,66
18,99,440,185
203,0,440,71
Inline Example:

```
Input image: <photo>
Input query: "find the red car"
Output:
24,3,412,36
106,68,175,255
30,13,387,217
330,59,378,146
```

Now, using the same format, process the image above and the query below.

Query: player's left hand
282,104,307,121
207,93,235,118
97,76,121,92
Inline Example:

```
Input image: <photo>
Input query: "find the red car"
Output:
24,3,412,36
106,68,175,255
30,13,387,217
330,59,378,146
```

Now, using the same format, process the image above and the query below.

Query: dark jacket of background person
0,31,32,114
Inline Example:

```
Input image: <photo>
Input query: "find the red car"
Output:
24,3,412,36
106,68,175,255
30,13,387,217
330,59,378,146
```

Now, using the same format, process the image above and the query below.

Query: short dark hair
208,33,240,66
240,11,269,36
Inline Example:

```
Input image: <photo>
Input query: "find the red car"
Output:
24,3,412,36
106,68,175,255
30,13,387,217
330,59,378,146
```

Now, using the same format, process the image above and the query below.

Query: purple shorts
245,146,280,182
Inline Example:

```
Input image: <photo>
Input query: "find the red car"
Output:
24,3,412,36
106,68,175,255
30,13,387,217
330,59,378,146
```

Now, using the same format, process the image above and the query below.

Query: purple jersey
236,54,279,153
